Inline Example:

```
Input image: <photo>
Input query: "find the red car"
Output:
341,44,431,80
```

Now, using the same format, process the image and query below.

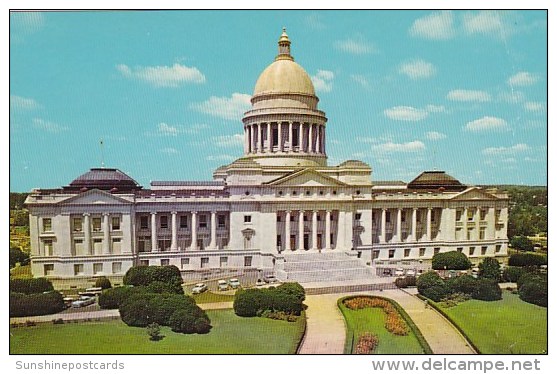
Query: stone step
283,259,364,272
285,267,374,283
304,282,397,295
282,251,349,262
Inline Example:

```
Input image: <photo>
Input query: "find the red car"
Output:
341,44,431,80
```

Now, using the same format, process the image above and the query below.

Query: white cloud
213,134,244,147
206,154,236,162
524,102,545,112
158,122,179,136
399,59,436,80
425,131,447,141
462,11,510,38
409,11,455,40
191,93,251,121
447,89,491,102
481,143,529,156
161,147,179,155
372,141,426,153
311,70,334,93
425,104,446,113
116,63,206,87
334,35,376,54
508,71,539,86
465,116,509,132
10,95,39,111
350,74,370,88
32,118,68,133
384,106,428,122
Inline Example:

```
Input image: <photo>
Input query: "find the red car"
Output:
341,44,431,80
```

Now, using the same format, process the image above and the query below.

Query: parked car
217,280,229,291
71,296,95,308
255,279,265,287
471,267,480,278
405,269,416,277
263,274,278,283
394,268,405,277
228,278,241,289
191,283,208,294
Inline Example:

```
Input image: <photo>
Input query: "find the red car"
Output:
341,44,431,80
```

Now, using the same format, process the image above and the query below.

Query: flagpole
100,138,105,168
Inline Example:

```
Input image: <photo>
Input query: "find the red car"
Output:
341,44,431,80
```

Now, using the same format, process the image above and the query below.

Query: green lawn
439,291,547,354
10,309,305,354
338,300,425,354
190,291,236,304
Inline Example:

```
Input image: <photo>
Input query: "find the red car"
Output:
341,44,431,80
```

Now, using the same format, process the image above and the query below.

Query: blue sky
9,10,547,191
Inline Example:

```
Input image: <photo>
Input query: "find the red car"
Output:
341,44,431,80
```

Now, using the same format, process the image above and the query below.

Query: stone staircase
278,251,375,283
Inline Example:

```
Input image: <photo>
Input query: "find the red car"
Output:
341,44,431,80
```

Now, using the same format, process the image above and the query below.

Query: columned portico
411,208,417,242
396,208,402,242
426,208,432,241
380,208,386,243
209,211,217,249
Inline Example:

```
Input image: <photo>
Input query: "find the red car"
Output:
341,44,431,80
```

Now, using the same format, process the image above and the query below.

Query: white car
191,283,208,294
405,269,416,277
71,296,95,308
263,274,278,283
394,268,405,277
228,278,241,289
217,280,229,291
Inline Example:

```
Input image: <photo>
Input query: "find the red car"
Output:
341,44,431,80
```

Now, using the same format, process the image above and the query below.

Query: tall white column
257,123,262,153
288,121,293,151
298,210,305,250
209,211,217,249
312,210,318,250
244,126,248,154
265,122,271,152
325,210,331,250
380,208,386,243
285,211,291,251
151,212,158,252
396,208,402,242
463,207,468,239
299,123,305,152
411,208,417,241
102,213,111,254
315,126,321,153
278,122,283,152
475,207,481,240
369,207,373,244
426,208,432,241
171,211,178,250
488,207,496,239
190,211,197,250
308,123,313,153
251,124,256,153
83,213,92,255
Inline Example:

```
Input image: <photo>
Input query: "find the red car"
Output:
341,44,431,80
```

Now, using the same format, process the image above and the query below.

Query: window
481,246,488,256
355,213,362,220
199,215,207,228
43,264,54,276
112,216,120,230
43,218,52,232
218,215,226,228
74,239,84,256
92,217,102,232
456,210,462,221
419,248,426,257
292,127,299,146
372,250,379,260
401,211,406,222
44,240,53,256
317,215,321,221
201,257,209,269
467,228,474,240
330,234,334,246
244,215,252,223
73,217,82,232
469,247,476,255
93,238,103,254
404,248,411,257
388,250,395,258
457,247,463,253
272,128,278,146
140,216,149,229
303,215,308,222
220,256,228,268
434,247,440,256
385,211,391,223
181,258,190,269
161,259,170,266
74,264,84,276
140,260,149,267
158,239,171,251
244,256,253,267
112,262,122,274
479,227,486,240
495,245,502,253
277,215,282,222
480,209,487,221
160,215,169,229
93,263,103,275
112,238,121,254
180,215,188,229
467,209,474,221
330,213,334,221
430,211,436,223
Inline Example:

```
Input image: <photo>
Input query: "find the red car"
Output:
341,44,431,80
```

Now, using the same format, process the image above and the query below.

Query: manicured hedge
431,251,472,270
508,253,547,267
233,283,305,317
98,286,140,309
470,278,502,301
123,265,183,287
10,291,65,317
275,282,306,302
501,266,525,283
94,276,112,290
517,272,547,290
519,280,547,307
418,272,501,302
10,278,54,295
478,257,501,280
446,275,478,295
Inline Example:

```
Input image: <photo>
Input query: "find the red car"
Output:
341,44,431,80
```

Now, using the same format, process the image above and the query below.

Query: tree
9,247,29,268
146,322,163,341
510,236,534,252
478,257,501,280
431,251,472,270
94,276,112,289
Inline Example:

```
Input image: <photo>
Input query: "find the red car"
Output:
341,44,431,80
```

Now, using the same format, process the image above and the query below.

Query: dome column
257,123,263,153
299,123,305,152
288,121,293,151
278,122,283,152
308,123,313,153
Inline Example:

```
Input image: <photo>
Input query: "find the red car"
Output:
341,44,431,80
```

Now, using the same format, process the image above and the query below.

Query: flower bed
343,297,409,336
355,333,379,354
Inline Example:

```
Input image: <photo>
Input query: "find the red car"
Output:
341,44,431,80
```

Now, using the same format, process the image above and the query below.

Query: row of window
139,214,227,230
42,217,122,233
455,208,502,222
372,245,503,259
139,256,253,269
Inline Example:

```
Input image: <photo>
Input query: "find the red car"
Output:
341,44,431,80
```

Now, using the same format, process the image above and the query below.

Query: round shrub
510,236,534,252
447,275,478,296
169,309,212,334
145,280,184,294
416,271,444,294
98,286,139,309
478,257,501,280
10,291,65,317
275,282,305,302
123,265,183,287
517,272,547,290
432,251,472,270
508,253,547,267
119,293,159,327
270,292,303,315
233,289,267,317
10,278,54,294
501,266,525,283
94,276,112,290
421,284,450,302
519,280,547,307
471,278,502,301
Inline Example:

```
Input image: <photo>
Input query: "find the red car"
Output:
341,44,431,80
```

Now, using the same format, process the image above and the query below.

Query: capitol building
25,30,509,287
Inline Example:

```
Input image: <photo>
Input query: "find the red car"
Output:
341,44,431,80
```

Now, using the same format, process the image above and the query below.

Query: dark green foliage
169,309,212,334
501,266,525,282
431,251,472,270
10,247,30,268
10,193,29,210
10,278,54,294
10,291,65,317
478,257,501,280
145,280,183,294
94,276,112,290
422,285,450,302
470,278,502,301
11,209,30,227
508,253,547,267
233,285,305,317
447,275,478,295
146,323,162,341
517,272,547,290
98,286,140,309
510,236,534,252
123,265,183,287
395,276,417,288
275,282,305,302
416,271,444,294
518,280,547,307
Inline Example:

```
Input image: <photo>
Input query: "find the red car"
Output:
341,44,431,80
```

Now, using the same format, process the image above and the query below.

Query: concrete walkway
298,289,476,354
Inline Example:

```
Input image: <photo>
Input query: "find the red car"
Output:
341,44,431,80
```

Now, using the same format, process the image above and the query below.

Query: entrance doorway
303,234,309,250
317,234,322,249
197,239,204,250
290,235,296,251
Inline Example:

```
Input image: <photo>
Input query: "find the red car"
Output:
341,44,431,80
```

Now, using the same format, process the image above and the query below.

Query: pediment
60,189,132,205
266,169,347,187
450,187,498,201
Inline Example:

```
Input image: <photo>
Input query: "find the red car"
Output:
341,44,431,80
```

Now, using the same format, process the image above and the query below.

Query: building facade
25,30,509,286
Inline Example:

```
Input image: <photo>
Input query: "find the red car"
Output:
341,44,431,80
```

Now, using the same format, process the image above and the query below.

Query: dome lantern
276,27,293,61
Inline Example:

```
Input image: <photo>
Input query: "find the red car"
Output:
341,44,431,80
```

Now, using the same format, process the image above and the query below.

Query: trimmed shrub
10,278,54,295
432,251,472,270
98,286,140,309
10,291,65,317
233,285,305,317
169,309,212,334
519,280,547,307
446,275,478,296
10,247,30,268
416,271,444,294
94,276,112,290
501,266,525,283
145,280,183,294
123,265,183,287
478,257,501,280
275,282,305,302
470,278,502,301
508,253,547,267
421,285,450,302
517,272,547,290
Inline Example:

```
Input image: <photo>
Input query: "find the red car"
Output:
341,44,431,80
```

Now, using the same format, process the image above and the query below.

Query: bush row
10,278,54,295
99,280,186,310
123,265,183,288
417,271,501,302
10,292,65,317
233,283,305,317
508,253,547,267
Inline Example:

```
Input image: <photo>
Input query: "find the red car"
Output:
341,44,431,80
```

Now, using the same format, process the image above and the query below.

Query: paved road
298,289,476,354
